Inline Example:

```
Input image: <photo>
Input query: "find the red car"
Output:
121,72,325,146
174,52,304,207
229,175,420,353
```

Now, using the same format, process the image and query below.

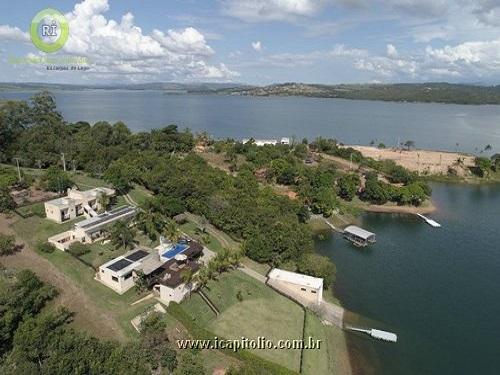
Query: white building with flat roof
45,187,115,223
48,206,137,251
97,249,164,294
268,268,323,305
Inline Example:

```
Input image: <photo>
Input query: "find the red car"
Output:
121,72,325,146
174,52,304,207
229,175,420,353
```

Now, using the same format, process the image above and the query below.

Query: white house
97,249,164,294
48,206,137,251
45,187,115,223
242,137,290,147
267,268,323,305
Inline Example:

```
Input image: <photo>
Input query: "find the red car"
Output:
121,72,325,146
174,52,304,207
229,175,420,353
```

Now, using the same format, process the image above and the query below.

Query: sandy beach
347,146,475,175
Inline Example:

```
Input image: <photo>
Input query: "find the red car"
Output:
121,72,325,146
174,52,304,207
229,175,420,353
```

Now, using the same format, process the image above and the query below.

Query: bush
67,242,90,256
0,234,17,255
37,241,56,253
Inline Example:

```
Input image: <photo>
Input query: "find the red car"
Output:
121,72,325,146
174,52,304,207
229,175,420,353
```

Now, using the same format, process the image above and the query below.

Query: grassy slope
182,270,304,372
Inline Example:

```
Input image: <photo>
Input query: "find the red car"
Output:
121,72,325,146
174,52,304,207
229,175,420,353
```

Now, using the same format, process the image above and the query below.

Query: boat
345,326,398,342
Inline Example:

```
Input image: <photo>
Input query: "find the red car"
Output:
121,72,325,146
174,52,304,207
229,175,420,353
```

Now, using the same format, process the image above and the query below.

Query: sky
1,0,500,85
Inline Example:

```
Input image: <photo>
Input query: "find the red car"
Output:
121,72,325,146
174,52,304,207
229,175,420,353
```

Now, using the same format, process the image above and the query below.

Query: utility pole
36,159,42,169
349,153,353,171
61,153,66,172
13,158,22,182
72,160,76,172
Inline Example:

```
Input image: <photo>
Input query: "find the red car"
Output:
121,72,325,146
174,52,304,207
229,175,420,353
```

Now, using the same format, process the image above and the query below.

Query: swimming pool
161,243,189,259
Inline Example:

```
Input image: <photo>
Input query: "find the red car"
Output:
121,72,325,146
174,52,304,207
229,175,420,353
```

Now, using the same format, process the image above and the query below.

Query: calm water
2,90,500,373
316,183,500,375
1,90,500,153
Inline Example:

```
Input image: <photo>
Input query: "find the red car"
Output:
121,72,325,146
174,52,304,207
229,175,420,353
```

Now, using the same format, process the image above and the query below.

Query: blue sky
1,0,500,85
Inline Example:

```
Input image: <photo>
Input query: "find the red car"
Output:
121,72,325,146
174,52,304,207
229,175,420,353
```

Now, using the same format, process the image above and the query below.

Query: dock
343,225,376,247
345,326,398,342
416,213,441,228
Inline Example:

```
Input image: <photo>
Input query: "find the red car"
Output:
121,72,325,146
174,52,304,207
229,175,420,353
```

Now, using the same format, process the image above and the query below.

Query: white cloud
221,0,328,22
0,25,29,42
58,0,237,81
383,0,449,17
254,44,367,67
386,44,398,58
251,41,262,51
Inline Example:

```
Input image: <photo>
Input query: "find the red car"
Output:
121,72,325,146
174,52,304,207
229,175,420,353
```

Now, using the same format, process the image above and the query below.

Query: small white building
48,206,137,251
268,268,323,305
45,187,115,223
97,249,164,294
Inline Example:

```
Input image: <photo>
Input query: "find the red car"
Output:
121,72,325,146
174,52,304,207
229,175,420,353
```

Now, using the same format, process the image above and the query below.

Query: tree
337,173,360,201
180,269,194,298
136,208,165,242
0,188,16,213
163,219,181,244
378,142,386,149
97,192,110,213
0,234,17,255
109,220,137,250
174,351,204,375
41,166,73,193
473,157,492,177
297,253,336,288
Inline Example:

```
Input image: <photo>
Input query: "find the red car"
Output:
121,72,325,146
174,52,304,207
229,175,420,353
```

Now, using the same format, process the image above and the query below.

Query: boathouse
343,225,376,247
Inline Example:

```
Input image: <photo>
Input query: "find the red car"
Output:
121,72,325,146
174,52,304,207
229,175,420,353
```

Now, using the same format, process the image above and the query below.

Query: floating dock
416,213,441,228
346,326,398,342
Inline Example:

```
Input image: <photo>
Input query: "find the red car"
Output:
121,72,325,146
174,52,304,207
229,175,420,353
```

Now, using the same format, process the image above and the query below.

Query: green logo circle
30,8,69,53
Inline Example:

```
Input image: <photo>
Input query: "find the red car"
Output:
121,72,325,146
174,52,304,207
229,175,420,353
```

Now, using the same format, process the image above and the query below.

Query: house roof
343,225,376,240
157,259,200,288
100,248,165,277
268,268,323,289
75,206,136,232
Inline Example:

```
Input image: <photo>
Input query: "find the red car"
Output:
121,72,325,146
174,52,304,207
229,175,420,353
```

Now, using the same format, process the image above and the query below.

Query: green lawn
302,312,352,375
128,184,151,206
15,201,45,218
182,270,304,372
10,215,154,340
71,173,111,189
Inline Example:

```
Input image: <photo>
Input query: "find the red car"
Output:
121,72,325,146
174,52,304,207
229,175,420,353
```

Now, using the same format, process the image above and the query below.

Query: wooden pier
416,213,441,228
345,326,398,342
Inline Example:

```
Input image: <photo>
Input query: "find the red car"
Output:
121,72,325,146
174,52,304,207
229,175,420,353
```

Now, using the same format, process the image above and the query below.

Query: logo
30,8,69,53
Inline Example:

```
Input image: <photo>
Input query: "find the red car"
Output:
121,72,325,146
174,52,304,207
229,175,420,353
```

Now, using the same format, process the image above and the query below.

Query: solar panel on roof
125,250,149,262
107,258,132,272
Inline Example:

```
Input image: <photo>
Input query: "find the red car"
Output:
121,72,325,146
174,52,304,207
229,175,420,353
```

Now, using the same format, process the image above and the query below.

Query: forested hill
207,82,500,105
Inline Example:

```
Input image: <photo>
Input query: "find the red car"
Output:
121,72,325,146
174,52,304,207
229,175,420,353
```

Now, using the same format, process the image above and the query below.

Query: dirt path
0,214,126,342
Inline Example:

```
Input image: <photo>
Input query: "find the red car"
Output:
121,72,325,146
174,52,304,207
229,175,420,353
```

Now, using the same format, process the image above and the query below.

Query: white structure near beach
242,137,290,146
45,187,115,223
48,206,137,251
267,268,323,305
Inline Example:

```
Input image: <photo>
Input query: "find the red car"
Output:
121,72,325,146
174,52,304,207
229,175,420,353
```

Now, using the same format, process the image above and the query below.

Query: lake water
1,90,500,153
2,89,500,374
316,183,500,375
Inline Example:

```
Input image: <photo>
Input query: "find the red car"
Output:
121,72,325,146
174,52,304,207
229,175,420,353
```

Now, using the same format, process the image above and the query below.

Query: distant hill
209,82,500,105
2,81,500,104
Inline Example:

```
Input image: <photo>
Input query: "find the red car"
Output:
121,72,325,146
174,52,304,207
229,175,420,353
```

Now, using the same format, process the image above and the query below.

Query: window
101,270,104,273
300,287,307,291
124,272,133,280
112,276,118,282
311,290,317,294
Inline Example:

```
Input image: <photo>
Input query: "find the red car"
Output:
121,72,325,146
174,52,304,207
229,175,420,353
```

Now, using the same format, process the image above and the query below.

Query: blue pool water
161,243,189,259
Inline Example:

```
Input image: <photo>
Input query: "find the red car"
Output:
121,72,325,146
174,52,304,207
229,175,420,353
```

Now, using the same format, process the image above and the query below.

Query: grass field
182,270,304,371
303,312,352,375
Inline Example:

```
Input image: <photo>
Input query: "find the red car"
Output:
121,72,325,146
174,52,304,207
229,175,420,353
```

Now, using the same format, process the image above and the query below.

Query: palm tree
163,218,181,244
136,207,165,243
109,220,137,250
181,269,194,298
97,193,111,214
193,267,210,291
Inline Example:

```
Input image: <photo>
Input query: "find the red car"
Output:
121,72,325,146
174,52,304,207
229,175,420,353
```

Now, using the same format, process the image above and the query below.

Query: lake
1,89,500,153
316,183,500,374
2,89,500,374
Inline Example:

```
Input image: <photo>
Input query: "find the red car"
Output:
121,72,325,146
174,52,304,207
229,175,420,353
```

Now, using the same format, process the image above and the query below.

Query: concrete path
238,265,267,283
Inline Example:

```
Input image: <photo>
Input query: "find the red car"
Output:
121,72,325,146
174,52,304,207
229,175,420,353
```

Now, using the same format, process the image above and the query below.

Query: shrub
67,242,90,256
37,241,56,253
0,234,16,255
